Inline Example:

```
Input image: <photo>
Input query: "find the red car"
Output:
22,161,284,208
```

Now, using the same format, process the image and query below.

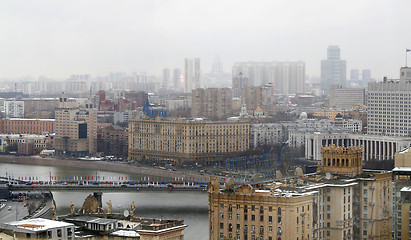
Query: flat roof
65,216,117,225
110,230,140,238
393,167,411,172
3,218,73,232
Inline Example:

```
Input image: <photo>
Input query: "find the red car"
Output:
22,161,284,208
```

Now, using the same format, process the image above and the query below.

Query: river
0,162,209,240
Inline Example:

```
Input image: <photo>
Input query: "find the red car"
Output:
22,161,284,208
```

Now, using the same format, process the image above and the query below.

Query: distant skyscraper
172,68,181,90
232,61,305,94
184,58,202,93
162,68,170,89
211,55,223,74
350,69,359,81
321,45,346,95
362,69,371,81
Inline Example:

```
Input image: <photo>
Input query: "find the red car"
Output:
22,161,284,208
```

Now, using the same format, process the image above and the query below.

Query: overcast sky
1,0,410,80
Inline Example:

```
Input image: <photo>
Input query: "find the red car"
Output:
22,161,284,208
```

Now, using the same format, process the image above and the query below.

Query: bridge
7,182,208,192
1,176,211,192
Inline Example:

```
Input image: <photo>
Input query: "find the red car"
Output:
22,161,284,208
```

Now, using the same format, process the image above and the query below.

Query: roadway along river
0,162,209,240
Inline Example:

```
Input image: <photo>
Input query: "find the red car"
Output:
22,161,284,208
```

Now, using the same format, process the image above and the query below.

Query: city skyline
1,0,410,80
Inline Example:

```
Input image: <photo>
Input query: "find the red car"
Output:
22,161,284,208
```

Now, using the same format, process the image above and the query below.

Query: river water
0,163,209,240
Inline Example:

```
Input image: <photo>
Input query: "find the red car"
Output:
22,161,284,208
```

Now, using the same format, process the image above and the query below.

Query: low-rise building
0,218,75,239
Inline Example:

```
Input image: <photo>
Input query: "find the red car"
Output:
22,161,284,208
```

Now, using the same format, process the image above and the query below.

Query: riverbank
0,155,208,181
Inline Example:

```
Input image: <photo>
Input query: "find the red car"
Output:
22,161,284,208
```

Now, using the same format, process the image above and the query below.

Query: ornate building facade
128,116,249,164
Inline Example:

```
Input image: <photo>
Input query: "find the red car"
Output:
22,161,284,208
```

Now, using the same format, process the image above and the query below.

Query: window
220,223,224,229
327,214,330,219
327,205,330,211
244,214,248,221
229,204,232,212
327,196,330,202
252,215,255,221
57,229,62,238
269,216,272,223
67,228,73,237
252,205,255,211
229,213,232,219
269,206,273,212
220,233,224,239
260,215,264,221
237,214,240,220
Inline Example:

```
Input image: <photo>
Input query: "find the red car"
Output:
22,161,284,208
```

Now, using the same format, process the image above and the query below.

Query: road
0,200,29,223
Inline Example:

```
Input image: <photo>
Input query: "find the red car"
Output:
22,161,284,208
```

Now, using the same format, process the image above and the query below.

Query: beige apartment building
208,177,315,240
54,93,97,155
191,88,233,120
208,145,392,240
128,116,249,164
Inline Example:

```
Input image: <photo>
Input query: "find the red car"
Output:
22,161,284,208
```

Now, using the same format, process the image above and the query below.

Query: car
0,199,7,202
121,184,127,188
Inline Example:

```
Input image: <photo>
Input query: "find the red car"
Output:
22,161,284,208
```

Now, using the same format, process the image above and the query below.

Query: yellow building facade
208,177,315,240
319,145,363,177
128,116,249,164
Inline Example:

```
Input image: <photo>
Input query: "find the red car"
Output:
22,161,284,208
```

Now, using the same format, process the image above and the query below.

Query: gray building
329,86,366,109
368,67,411,137
232,61,305,94
184,58,201,93
321,45,346,95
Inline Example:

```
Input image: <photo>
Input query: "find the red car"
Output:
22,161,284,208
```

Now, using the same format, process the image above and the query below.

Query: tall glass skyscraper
321,45,346,95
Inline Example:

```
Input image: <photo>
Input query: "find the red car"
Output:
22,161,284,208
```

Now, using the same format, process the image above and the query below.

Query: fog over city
1,0,410,80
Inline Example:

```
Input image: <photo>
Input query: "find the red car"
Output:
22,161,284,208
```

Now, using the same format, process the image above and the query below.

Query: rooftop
1,218,73,232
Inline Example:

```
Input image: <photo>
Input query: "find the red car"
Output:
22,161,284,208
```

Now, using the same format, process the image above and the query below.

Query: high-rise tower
184,58,202,93
321,45,347,95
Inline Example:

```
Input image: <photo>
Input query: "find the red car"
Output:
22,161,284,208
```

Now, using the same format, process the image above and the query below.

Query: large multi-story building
305,132,411,161
243,86,263,111
162,68,170,89
232,72,249,98
128,116,249,164
191,88,233,120
97,125,128,158
4,100,24,118
368,66,411,137
209,176,316,240
54,93,97,155
250,123,283,149
0,118,55,135
232,61,305,94
185,58,202,93
329,86,366,109
321,45,347,95
173,68,181,90
393,148,411,239
209,145,392,240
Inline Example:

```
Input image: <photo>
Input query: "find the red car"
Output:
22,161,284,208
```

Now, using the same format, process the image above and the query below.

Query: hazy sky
1,0,410,80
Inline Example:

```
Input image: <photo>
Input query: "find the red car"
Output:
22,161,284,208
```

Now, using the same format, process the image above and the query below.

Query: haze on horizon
0,0,410,80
